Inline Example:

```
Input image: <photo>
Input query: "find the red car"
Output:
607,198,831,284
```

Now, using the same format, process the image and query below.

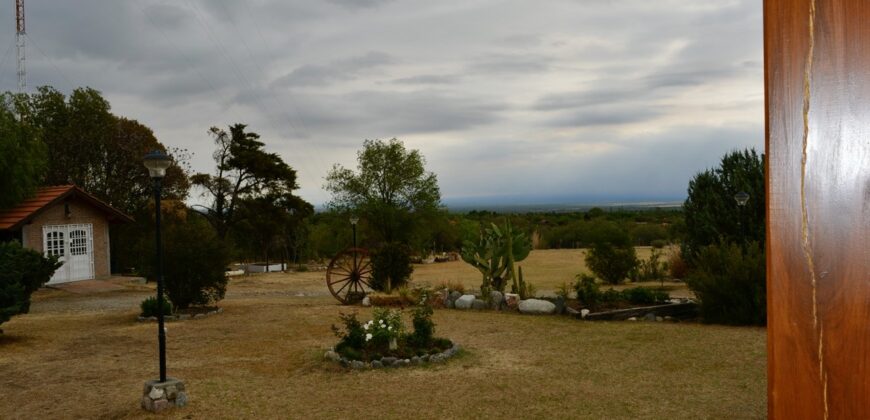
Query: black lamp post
734,191,750,239
349,215,359,249
144,150,171,382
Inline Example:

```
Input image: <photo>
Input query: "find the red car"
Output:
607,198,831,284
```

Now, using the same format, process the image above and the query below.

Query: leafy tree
0,94,46,209
191,124,303,240
0,241,61,331
325,138,441,245
682,148,764,262
21,86,189,213
233,193,313,265
585,241,638,285
370,242,413,293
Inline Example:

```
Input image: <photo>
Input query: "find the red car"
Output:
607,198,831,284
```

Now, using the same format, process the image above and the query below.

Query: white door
44,224,95,284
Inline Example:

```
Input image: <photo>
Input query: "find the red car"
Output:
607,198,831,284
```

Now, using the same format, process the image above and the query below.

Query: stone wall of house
21,198,111,278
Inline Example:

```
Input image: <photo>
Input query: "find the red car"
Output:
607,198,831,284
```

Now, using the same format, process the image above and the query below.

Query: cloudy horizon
0,0,764,206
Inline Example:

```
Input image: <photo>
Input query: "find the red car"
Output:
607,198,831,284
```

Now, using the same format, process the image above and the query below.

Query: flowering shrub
364,308,403,347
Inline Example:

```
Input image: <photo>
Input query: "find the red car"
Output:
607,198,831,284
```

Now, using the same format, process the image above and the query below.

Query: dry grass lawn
0,251,765,419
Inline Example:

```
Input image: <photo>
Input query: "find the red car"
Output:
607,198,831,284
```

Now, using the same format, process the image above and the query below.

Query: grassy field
0,250,765,419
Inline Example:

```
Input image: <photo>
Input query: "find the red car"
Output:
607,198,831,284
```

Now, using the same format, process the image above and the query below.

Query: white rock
518,299,556,314
580,309,590,318
627,317,638,321
361,296,371,307
454,295,476,309
149,387,165,399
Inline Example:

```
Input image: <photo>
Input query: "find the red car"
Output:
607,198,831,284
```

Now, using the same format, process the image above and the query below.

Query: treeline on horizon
301,207,683,263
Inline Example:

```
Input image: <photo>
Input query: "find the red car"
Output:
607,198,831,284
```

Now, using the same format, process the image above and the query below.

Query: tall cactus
460,219,531,294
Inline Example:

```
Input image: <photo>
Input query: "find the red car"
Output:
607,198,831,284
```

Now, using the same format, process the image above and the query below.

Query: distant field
411,247,692,298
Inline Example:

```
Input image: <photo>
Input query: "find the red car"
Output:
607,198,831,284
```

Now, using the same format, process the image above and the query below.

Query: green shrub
621,287,669,305
631,224,669,246
371,242,413,293
573,273,600,307
585,242,638,284
600,288,623,303
633,248,668,283
331,312,366,350
141,215,230,309
140,296,173,317
685,241,765,325
408,305,435,348
0,241,61,330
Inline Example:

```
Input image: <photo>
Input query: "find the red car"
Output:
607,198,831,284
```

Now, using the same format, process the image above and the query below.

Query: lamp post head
734,191,750,207
143,150,172,179
349,216,359,225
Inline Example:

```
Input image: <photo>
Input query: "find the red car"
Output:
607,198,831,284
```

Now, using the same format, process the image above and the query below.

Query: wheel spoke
334,279,352,295
328,275,352,286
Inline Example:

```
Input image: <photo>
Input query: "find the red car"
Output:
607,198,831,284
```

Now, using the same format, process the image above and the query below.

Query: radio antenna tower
16,0,25,93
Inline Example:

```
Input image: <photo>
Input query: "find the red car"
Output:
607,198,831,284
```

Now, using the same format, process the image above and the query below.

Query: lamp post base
141,377,187,412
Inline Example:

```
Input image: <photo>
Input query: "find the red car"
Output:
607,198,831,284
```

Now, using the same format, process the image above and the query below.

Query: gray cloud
0,0,764,205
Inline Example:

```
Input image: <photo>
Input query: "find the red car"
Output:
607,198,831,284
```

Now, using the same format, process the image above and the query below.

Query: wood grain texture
765,0,870,418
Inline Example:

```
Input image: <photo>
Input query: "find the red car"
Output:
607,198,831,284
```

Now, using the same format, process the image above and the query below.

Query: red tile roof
0,185,133,230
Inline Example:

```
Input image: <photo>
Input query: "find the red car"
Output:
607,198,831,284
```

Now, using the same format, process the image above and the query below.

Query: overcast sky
0,0,764,206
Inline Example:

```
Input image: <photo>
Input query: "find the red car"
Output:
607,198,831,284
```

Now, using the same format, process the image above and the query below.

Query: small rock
151,398,170,412
489,291,505,310
518,299,557,315
175,392,188,407
421,354,430,362
194,313,206,319
656,316,664,322
627,317,638,321
216,307,224,313
140,396,153,411
351,360,366,369
454,295,476,310
324,350,340,362
580,309,591,319
381,357,397,366
177,314,191,320
643,312,656,322
446,299,455,309
148,387,165,399
362,296,371,307
504,293,521,309
411,356,421,365
448,290,462,303
340,358,349,367
664,316,674,322
371,360,383,369
164,385,178,399
472,299,487,310
430,354,444,363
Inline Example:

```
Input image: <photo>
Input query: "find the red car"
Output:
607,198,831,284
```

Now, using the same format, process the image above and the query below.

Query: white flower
388,326,392,331
365,333,373,341
364,324,369,330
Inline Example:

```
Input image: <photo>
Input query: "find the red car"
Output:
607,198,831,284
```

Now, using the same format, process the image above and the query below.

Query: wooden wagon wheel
326,247,373,304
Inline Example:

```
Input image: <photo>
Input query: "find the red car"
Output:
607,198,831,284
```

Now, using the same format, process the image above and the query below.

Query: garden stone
411,356,421,365
340,358,350,367
362,296,371,307
518,299,556,315
371,360,383,369
455,295,476,310
381,357,397,366
489,291,504,310
644,312,656,322
149,387,165,400
447,299,455,309
627,317,637,321
421,354,430,362
175,392,188,408
472,299,487,310
656,316,664,322
504,293,520,310
448,291,462,303
580,309,590,319
351,360,366,369
152,399,170,412
324,350,340,362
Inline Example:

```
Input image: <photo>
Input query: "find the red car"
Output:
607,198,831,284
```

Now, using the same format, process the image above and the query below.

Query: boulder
448,291,462,303
381,357,397,366
489,291,505,310
371,360,383,369
472,299,487,310
361,296,371,307
454,294,476,310
627,317,637,321
518,299,557,315
580,309,591,319
350,360,366,369
553,296,566,314
324,350,340,362
643,312,656,322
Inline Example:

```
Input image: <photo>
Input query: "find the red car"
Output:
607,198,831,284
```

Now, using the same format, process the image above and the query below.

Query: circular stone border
324,342,462,370
137,307,223,322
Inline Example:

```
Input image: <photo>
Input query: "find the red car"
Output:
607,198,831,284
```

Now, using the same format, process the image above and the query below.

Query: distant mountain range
441,194,685,213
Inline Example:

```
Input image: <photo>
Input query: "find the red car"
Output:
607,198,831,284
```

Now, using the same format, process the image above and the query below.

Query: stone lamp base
141,378,187,412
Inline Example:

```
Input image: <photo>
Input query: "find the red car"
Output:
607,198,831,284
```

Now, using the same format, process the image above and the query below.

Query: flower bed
326,306,459,369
